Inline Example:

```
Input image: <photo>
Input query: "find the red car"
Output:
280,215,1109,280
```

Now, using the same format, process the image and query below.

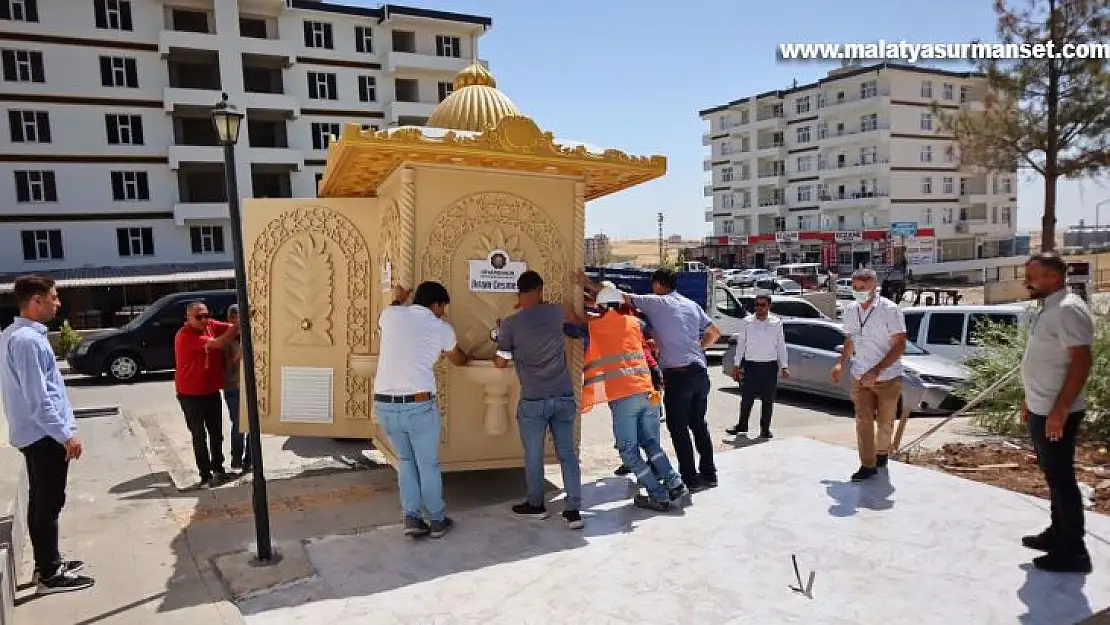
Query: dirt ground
916,441,1110,515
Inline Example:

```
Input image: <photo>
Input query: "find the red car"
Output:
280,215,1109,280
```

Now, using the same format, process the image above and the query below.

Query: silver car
721,318,968,415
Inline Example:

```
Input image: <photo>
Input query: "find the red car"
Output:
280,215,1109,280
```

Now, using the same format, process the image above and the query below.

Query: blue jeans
223,389,248,467
610,393,682,501
517,395,582,511
375,400,446,522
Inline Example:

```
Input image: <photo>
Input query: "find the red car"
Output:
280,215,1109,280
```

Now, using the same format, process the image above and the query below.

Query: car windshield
121,304,161,330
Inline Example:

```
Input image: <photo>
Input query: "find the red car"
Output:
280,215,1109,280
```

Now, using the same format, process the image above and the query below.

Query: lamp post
211,93,275,564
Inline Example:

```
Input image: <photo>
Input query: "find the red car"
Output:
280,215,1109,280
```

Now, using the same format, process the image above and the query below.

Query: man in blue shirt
0,275,94,594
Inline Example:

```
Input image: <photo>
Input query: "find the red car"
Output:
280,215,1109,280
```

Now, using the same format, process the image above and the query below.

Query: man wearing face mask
831,268,906,482
1018,253,1094,574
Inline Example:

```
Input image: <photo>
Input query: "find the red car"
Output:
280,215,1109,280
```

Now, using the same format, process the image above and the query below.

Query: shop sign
775,231,799,243
834,230,863,243
728,235,746,246
890,221,918,237
469,249,527,293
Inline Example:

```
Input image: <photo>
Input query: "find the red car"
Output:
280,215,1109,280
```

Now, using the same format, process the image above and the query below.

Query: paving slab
213,541,315,599
237,437,1110,625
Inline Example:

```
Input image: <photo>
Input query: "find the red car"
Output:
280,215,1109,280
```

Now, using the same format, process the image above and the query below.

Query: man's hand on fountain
391,284,412,304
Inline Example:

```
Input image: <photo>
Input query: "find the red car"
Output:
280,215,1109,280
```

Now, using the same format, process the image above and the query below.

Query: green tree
938,0,1109,252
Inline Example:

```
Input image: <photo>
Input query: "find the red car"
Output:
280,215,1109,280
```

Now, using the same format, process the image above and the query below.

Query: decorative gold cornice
317,115,667,201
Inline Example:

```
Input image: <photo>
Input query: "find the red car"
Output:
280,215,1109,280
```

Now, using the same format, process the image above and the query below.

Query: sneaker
614,464,632,476
668,483,690,500
428,517,454,539
876,454,889,468
725,425,748,436
759,431,773,440
1033,552,1092,574
230,458,243,470
851,466,878,482
511,502,550,519
1022,530,1054,552
32,561,84,583
402,517,430,538
633,494,673,512
37,570,95,595
562,510,584,530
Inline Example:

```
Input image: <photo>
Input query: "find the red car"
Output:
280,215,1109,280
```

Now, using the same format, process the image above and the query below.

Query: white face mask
852,289,873,303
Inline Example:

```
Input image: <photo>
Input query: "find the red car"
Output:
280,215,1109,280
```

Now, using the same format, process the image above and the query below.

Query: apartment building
0,0,490,280
698,62,1018,271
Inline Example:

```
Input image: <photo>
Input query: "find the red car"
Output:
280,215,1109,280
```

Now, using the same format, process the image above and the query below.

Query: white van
901,303,1034,363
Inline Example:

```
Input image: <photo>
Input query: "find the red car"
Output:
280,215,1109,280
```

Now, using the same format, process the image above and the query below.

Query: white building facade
699,62,1018,271
0,0,489,278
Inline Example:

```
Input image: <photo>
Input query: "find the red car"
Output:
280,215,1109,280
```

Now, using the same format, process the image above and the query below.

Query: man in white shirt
374,283,469,539
831,268,907,482
726,294,789,439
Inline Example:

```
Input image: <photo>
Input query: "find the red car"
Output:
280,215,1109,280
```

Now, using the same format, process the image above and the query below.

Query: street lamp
211,93,276,564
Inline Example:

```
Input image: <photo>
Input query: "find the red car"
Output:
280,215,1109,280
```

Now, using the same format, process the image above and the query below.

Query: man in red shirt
175,301,239,488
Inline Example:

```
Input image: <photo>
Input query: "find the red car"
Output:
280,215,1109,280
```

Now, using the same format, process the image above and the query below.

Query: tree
938,0,1110,252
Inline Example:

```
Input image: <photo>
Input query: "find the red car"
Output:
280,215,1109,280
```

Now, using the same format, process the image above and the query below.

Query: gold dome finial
426,62,523,133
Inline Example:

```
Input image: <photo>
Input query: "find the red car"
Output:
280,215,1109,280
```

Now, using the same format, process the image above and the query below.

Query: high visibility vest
582,311,658,411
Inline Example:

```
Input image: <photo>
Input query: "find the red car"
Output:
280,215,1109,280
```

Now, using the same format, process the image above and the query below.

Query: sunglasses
756,302,770,308
193,313,210,320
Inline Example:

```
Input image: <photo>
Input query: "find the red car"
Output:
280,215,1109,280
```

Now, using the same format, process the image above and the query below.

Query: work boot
1022,530,1054,552
633,494,673,512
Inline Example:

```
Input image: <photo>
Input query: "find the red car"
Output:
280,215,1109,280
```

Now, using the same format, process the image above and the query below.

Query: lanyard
856,304,877,332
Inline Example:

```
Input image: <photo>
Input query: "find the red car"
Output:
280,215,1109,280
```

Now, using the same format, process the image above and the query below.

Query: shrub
57,320,81,358
958,312,1110,443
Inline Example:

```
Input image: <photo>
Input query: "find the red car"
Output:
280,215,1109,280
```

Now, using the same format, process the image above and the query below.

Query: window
105,114,143,145
110,171,149,200
190,225,225,254
923,207,934,225
795,125,810,144
797,185,812,202
7,110,50,142
740,109,750,125
98,56,138,88
1,0,39,21
94,0,132,31
721,193,735,209
718,115,730,130
1,49,44,82
20,229,61,261
921,177,932,194
794,96,810,115
307,71,337,100
303,20,333,49
859,146,877,164
960,85,972,102
354,25,373,53
921,80,932,98
816,122,828,140
920,145,933,163
939,176,953,194
722,219,734,234
782,322,841,349
116,226,154,257
437,81,453,102
310,122,340,150
313,172,323,196
925,313,965,345
860,81,877,98
14,170,56,202
966,314,1018,346
357,75,376,102
1001,177,1012,194
796,156,811,172
920,112,932,131
904,312,923,342
714,287,745,318
721,167,734,182
942,83,954,100
860,113,878,132
719,141,732,156
944,145,955,163
435,35,461,58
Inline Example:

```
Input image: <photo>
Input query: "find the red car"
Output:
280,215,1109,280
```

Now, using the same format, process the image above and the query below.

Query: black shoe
230,458,243,470
700,475,719,488
402,517,430,537
32,560,85,583
37,570,95,595
668,483,690,500
241,464,252,475
191,476,213,491
633,494,673,512
726,425,748,436
428,517,454,538
759,431,773,440
876,454,889,468
511,502,550,519
1022,530,1054,552
851,466,878,482
614,464,632,476
213,469,229,483
562,510,584,530
1033,552,1092,574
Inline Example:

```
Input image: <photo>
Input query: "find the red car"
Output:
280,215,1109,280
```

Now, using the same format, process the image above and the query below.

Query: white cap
596,285,624,305
600,280,616,289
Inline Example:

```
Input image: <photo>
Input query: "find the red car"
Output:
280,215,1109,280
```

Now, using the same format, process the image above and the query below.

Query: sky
360,0,1109,239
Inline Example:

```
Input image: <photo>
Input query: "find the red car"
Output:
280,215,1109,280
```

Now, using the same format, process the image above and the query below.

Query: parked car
720,269,745,286
754,277,803,296
901,303,1033,364
737,294,827,319
835,278,853,298
722,318,969,415
67,289,238,382
734,268,773,287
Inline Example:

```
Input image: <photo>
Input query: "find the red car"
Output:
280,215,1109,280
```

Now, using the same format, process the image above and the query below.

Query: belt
373,392,435,404
663,363,700,372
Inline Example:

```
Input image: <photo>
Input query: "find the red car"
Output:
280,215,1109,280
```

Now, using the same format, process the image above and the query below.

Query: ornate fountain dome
425,62,523,133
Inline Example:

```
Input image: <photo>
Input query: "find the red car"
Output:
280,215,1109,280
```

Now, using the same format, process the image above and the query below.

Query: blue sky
371,0,1109,238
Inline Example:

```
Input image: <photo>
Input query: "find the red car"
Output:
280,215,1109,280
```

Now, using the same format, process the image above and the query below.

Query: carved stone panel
282,233,335,347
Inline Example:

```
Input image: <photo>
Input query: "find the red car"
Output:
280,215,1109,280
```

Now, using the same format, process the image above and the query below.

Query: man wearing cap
573,284,687,511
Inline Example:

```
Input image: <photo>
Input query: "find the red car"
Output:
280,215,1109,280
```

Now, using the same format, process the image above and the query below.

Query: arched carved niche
248,206,372,420
421,192,568,441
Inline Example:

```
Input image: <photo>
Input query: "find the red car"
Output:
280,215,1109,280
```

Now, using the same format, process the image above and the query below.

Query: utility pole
657,212,664,267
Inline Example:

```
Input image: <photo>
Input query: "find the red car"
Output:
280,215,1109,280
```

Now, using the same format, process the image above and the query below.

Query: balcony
247,147,303,169
168,145,222,170
820,190,890,210
703,184,714,197
820,122,891,147
174,202,228,225
757,198,784,211
243,91,299,116
705,209,715,221
819,87,890,112
386,51,473,74
158,29,220,56
387,101,438,122
819,157,891,179
702,132,712,146
163,87,222,113
240,38,294,66
703,158,713,171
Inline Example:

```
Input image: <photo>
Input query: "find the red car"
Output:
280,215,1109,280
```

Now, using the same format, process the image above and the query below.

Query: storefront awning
0,266,234,294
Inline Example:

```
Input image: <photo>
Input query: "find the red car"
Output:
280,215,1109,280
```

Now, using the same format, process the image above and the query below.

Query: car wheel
105,353,142,383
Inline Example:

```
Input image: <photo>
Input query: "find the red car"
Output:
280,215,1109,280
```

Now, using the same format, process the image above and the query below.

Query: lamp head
211,92,244,145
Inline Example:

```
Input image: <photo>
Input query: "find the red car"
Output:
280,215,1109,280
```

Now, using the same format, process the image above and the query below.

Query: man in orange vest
579,285,688,511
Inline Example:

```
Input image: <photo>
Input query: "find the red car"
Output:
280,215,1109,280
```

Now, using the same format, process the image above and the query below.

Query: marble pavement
237,438,1110,624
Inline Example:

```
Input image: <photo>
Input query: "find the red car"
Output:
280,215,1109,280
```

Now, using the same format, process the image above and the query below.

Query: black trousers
739,360,779,434
177,393,225,480
1029,411,1087,555
21,436,69,576
662,363,716,485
